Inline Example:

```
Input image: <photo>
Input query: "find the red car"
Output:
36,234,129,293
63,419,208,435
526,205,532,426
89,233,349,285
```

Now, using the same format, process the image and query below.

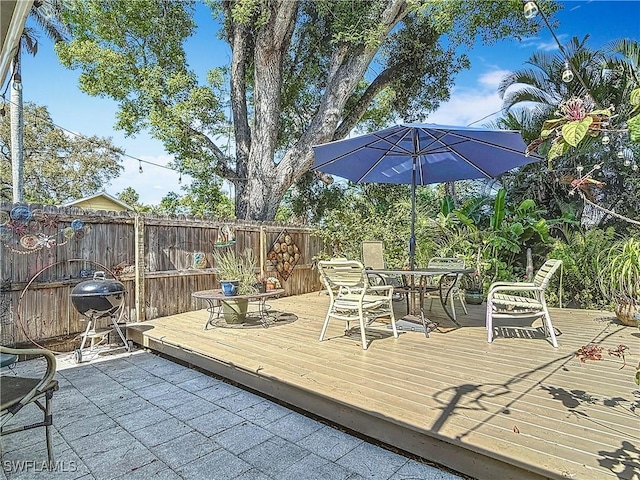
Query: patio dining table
367,267,474,336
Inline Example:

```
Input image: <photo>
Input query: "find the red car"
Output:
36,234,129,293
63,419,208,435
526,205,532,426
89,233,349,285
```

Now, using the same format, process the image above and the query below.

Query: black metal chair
1,346,59,466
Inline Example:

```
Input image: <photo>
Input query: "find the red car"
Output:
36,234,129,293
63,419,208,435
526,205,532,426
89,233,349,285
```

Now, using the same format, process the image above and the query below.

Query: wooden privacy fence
0,203,324,345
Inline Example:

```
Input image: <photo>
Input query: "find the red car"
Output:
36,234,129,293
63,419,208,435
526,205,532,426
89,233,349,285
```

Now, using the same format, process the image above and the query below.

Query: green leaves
440,195,455,216
0,103,123,204
628,88,640,143
630,87,640,112
629,113,640,143
598,237,640,303
489,188,506,230
561,117,593,147
546,139,570,165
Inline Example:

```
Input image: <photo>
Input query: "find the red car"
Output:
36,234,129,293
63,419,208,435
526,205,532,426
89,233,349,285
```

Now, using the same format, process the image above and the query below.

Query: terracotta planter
614,302,639,327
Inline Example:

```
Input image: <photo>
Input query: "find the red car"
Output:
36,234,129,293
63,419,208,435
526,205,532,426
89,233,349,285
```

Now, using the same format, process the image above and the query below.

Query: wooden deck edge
128,328,553,480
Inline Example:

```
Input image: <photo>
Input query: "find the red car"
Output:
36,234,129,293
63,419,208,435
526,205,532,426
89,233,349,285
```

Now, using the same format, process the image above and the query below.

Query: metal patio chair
1,346,59,466
424,257,468,321
486,259,563,347
361,241,405,302
317,259,398,350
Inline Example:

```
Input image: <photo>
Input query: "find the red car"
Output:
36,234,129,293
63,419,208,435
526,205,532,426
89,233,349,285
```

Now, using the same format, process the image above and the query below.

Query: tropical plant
628,88,640,142
596,237,640,326
526,95,613,166
498,36,640,230
460,269,483,294
546,227,617,309
212,248,258,295
441,189,551,284
498,36,605,139
604,39,640,143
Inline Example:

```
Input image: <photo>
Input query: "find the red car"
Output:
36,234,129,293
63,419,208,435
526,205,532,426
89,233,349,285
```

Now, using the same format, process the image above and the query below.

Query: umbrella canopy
312,123,541,269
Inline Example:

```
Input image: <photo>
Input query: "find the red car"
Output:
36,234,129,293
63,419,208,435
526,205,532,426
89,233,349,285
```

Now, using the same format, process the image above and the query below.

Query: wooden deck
127,292,640,480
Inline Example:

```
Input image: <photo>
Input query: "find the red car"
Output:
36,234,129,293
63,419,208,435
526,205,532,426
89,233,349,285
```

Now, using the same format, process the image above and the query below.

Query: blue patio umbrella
312,123,541,270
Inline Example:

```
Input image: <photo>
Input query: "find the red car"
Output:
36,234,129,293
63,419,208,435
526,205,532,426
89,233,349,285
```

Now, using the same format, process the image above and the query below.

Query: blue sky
16,1,640,205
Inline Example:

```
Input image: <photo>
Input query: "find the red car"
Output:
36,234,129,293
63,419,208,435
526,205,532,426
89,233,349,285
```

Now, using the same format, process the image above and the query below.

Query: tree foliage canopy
0,102,123,204
57,0,547,220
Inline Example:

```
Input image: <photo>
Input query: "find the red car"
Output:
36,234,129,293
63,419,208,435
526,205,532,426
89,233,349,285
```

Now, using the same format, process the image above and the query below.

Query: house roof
62,192,134,211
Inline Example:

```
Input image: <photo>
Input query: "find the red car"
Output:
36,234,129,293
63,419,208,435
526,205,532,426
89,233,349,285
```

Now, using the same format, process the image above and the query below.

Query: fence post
134,215,146,321
260,226,266,278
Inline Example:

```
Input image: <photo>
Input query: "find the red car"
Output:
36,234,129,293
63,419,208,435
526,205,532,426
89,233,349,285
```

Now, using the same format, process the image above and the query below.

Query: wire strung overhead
0,90,181,176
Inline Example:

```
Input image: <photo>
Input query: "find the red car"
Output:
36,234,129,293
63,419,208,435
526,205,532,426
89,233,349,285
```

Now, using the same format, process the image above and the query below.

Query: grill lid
70,271,125,319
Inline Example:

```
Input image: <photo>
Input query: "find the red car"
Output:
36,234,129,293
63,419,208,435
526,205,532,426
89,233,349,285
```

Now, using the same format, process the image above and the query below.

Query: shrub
547,228,617,309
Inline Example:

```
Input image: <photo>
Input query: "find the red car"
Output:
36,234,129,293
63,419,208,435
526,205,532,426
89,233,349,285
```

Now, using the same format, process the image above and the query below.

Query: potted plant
213,248,258,323
254,274,267,293
265,276,281,291
462,272,484,305
597,237,640,326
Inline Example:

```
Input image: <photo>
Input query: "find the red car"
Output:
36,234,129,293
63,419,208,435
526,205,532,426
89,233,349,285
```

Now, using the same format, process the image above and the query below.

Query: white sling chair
486,259,563,347
317,259,398,350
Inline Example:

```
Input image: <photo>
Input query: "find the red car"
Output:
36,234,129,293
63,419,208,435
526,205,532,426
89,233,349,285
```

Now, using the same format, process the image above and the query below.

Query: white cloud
423,68,507,127
520,34,567,52
478,69,511,87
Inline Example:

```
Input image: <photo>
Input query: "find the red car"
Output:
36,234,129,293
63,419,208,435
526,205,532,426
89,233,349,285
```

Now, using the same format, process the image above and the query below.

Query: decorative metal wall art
266,229,301,281
0,206,86,254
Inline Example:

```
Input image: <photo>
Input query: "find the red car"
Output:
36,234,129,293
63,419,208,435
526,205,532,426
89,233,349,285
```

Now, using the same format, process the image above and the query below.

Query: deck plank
128,292,640,480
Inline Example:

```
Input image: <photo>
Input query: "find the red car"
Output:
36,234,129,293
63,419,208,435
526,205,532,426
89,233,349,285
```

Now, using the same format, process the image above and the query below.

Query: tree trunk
10,58,24,203
444,181,456,204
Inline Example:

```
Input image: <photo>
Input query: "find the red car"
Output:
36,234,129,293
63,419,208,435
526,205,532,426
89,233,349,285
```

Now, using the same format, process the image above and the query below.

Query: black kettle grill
69,271,130,363
71,272,126,319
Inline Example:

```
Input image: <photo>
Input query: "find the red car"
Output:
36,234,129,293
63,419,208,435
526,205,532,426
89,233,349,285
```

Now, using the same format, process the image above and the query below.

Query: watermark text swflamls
2,460,78,473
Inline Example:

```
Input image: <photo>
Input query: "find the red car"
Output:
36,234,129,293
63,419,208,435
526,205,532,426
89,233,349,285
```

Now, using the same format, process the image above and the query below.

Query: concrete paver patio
1,348,464,480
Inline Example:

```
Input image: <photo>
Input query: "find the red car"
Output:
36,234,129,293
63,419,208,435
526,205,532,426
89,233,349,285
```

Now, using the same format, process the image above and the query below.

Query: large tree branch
185,126,235,180
276,0,409,194
224,2,251,168
252,1,299,159
334,65,397,140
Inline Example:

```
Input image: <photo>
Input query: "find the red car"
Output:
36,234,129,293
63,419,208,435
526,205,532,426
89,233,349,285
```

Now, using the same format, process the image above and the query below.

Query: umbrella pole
410,162,416,272
410,130,418,272
408,153,417,318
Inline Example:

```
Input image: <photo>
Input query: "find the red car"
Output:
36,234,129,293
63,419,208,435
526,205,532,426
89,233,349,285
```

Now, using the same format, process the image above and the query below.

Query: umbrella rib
415,127,532,178
356,129,414,182
416,128,532,157
313,129,414,179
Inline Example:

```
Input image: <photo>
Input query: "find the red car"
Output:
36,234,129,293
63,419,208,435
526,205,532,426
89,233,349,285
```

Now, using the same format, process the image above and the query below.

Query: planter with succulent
265,276,281,291
254,274,267,293
462,272,484,305
597,237,640,327
213,248,258,323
